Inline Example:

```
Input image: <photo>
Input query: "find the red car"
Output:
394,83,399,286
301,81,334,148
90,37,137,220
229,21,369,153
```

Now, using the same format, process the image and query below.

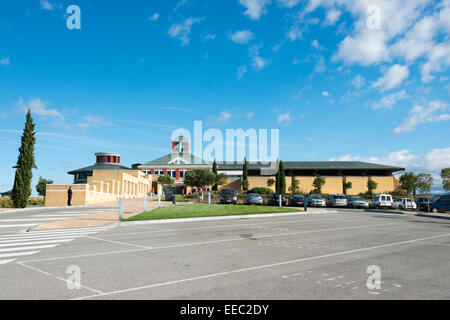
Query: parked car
347,196,369,208
289,194,305,207
369,194,393,208
392,198,416,210
327,194,348,208
219,188,237,204
268,193,287,206
307,194,326,207
246,193,263,205
420,194,450,213
415,197,430,209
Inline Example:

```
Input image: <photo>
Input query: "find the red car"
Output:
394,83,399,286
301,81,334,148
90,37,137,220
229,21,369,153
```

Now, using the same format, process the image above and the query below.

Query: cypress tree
275,159,280,192
212,159,218,191
242,157,249,191
279,161,286,194
11,110,37,208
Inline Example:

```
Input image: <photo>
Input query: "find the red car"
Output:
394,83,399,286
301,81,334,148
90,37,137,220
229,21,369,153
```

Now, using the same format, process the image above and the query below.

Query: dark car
415,197,430,209
219,188,237,204
289,194,305,206
419,194,450,213
268,193,287,206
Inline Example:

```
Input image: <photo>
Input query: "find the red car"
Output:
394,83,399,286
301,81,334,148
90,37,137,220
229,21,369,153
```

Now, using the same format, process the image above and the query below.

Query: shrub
248,187,273,195
0,198,14,208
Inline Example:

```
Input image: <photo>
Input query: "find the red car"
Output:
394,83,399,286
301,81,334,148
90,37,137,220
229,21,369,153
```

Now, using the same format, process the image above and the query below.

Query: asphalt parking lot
0,209,449,300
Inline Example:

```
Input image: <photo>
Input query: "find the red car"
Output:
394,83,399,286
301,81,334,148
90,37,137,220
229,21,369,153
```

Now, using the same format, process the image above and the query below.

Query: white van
369,194,393,208
393,198,417,210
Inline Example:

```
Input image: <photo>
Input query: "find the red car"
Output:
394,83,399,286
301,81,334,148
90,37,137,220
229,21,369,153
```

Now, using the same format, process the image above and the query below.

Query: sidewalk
33,198,193,231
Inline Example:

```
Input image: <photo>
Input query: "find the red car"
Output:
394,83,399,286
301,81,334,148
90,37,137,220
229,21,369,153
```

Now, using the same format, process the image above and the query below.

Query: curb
116,210,337,226
364,209,450,221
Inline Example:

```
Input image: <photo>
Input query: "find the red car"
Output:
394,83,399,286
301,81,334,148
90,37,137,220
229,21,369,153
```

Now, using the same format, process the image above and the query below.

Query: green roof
68,163,131,174
141,153,211,166
217,161,404,171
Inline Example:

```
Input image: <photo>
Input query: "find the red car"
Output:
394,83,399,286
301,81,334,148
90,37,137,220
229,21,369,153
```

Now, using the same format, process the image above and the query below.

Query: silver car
347,196,369,208
307,194,326,207
327,194,348,207
246,193,263,205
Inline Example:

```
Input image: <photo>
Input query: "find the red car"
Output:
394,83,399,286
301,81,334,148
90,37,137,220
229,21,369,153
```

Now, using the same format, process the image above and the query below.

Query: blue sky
0,0,449,193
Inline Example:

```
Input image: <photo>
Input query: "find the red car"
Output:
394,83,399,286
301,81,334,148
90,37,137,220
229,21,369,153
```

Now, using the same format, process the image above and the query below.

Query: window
172,171,176,178
180,171,184,178
113,156,116,163
441,195,450,202
101,156,105,163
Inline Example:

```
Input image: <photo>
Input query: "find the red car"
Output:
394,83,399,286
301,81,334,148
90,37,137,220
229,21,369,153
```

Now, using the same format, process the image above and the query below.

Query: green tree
267,178,275,187
399,172,418,195
416,173,433,194
11,110,37,208
36,177,53,199
312,175,326,194
442,168,450,191
184,169,215,189
276,161,286,193
367,179,378,195
212,159,218,191
242,158,249,191
158,175,174,188
343,181,352,195
289,178,300,194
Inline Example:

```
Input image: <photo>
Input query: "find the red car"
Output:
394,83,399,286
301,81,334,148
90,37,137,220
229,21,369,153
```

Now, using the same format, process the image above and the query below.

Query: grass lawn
123,204,301,222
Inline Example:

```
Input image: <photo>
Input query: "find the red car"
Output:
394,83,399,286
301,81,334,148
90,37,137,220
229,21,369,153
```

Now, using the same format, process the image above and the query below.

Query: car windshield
248,193,260,197
431,196,441,202
293,195,304,198
311,195,322,199
334,195,346,199
221,190,235,195
352,197,363,201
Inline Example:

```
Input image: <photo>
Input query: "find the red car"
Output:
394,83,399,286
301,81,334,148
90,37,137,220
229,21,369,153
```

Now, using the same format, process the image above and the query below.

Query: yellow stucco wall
45,170,152,207
371,176,395,194
247,176,276,191
345,177,369,195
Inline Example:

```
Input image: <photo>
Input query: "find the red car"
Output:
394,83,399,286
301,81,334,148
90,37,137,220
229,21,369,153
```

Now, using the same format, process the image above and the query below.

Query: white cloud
287,25,303,41
149,13,160,21
372,90,408,110
0,57,10,66
277,0,301,8
322,91,330,97
373,64,410,92
175,0,188,11
203,34,216,40
246,112,254,118
351,74,365,89
329,148,450,180
16,97,64,121
229,30,254,44
168,17,204,45
39,0,54,10
393,100,449,134
311,39,324,50
239,0,271,20
277,113,290,125
324,8,341,25
78,115,109,129
421,42,450,83
237,66,247,79
249,46,269,70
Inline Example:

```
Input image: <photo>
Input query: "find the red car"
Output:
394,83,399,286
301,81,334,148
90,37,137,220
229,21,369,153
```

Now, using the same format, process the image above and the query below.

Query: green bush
28,198,44,206
248,187,273,195
0,198,14,208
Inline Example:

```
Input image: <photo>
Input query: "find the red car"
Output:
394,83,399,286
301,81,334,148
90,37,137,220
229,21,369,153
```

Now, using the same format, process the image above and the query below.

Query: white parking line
0,259,16,265
31,214,89,218
0,239,74,248
0,218,69,222
0,235,88,244
72,232,450,300
0,224,37,228
0,244,58,253
0,251,41,259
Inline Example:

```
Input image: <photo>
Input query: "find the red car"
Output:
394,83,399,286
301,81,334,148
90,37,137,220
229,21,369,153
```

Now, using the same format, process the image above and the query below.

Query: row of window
97,155,120,164
146,170,184,179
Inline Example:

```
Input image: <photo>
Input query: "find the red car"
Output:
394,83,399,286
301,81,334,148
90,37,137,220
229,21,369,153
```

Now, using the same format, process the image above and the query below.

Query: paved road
0,209,449,299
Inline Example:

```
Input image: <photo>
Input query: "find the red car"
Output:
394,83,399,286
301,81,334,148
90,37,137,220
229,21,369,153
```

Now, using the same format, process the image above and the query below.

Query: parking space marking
72,232,450,300
85,236,152,249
